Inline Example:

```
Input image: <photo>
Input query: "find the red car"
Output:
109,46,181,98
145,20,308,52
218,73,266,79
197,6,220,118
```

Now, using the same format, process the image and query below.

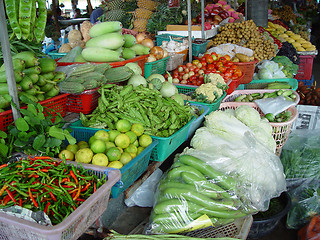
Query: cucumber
0,58,25,72
123,34,136,48
130,44,150,55
12,51,39,67
81,47,122,62
20,76,33,90
22,66,41,75
167,165,206,180
85,32,125,50
38,58,57,73
122,48,136,60
89,21,122,38
0,70,24,83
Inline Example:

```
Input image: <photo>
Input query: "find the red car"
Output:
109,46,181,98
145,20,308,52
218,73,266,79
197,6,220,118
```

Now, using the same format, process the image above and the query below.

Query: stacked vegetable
0,51,64,111
80,84,193,137
0,156,106,225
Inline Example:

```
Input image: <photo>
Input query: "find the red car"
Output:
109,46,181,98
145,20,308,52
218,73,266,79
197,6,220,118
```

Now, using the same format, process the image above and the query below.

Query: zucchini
122,48,136,60
130,44,150,55
85,32,125,50
89,21,122,38
81,47,122,62
123,34,136,48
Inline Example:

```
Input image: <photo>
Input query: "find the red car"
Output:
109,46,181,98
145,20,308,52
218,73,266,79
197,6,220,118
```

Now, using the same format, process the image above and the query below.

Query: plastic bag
145,154,252,235
287,178,320,229
280,129,320,187
124,169,163,207
254,96,296,115
257,60,285,79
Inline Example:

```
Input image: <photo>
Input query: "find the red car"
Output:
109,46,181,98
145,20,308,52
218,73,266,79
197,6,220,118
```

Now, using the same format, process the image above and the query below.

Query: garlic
161,41,168,48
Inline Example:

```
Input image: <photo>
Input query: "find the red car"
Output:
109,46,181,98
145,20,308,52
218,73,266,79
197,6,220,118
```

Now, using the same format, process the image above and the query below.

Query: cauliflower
207,73,226,85
195,82,223,102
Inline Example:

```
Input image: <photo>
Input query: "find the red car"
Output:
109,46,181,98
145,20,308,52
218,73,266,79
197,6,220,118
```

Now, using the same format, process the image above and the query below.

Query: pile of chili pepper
0,156,106,225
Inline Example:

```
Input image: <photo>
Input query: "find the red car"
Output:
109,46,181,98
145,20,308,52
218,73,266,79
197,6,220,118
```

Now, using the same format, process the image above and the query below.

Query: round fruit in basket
75,148,94,163
92,153,109,167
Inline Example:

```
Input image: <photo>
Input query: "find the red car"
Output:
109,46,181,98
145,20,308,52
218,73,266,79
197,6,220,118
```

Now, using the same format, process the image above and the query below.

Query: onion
141,38,154,49
163,49,169,58
136,32,148,44
150,46,164,60
146,54,157,62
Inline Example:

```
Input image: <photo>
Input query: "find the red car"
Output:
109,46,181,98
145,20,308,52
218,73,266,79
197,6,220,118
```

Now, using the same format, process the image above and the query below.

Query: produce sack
281,129,320,189
186,107,286,211
145,154,253,234
287,178,320,230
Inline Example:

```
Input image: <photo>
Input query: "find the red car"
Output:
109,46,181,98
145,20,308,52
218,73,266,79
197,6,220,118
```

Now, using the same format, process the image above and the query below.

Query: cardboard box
166,25,203,31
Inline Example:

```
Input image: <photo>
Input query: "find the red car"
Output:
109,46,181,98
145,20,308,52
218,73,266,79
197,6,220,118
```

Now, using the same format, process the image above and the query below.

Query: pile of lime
58,120,153,169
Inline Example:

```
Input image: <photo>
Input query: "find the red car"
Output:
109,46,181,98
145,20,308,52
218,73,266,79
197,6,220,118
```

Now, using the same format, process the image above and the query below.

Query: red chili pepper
49,192,57,202
73,185,82,201
28,188,39,208
0,164,8,170
5,189,16,204
60,178,69,183
39,169,48,172
28,174,39,178
72,206,77,210
69,170,79,185
61,185,74,188
25,168,35,171
81,183,91,192
94,182,96,193
43,184,54,189
76,198,86,202
44,202,50,214
0,184,8,197
2,195,11,206
19,197,22,207
34,156,52,160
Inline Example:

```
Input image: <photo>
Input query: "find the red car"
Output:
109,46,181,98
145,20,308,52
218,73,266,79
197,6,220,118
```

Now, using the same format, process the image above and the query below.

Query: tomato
215,61,223,68
205,55,214,64
219,57,227,64
186,62,193,68
224,55,231,61
224,72,232,79
194,67,199,73
177,75,183,81
190,75,197,81
164,73,169,79
189,66,195,72
179,71,185,76
234,69,242,77
198,74,204,81
218,66,227,73
173,73,179,79
224,62,233,67
230,65,238,70
211,52,218,61
207,63,215,71
200,61,207,67
197,63,202,69
192,60,200,65
201,56,206,62
173,69,179,76
196,80,203,86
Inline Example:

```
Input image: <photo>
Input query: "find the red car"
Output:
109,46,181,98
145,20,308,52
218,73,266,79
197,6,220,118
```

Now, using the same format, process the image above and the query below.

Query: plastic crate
219,102,298,156
56,55,148,76
0,93,69,132
183,215,253,239
166,54,184,71
238,78,298,91
176,49,188,62
144,56,170,78
226,74,245,95
68,122,158,198
0,162,121,240
48,51,67,60
176,85,227,113
298,75,314,88
187,103,210,140
66,88,100,114
222,89,300,106
150,118,195,162
295,55,315,80
192,41,209,57
233,59,258,84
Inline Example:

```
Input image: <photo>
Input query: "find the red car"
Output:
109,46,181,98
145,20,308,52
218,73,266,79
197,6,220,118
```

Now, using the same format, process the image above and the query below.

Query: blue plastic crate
187,103,210,140
69,125,158,198
298,75,314,88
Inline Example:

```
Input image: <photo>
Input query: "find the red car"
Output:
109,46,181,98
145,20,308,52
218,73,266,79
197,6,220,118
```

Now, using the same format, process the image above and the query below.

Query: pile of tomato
165,53,243,86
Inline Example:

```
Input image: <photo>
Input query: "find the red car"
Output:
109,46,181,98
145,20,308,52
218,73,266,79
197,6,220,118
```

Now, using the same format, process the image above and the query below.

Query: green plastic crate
150,118,195,162
238,78,298,91
192,41,209,57
177,85,227,113
144,56,170,78
68,122,158,198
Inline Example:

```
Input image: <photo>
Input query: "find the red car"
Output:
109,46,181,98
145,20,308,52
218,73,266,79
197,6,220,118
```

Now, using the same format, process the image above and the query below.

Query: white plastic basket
0,162,121,240
219,102,298,156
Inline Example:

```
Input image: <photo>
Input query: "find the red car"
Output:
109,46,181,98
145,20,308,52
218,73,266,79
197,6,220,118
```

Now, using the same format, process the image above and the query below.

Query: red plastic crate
295,55,315,80
66,88,100,114
226,73,244,95
0,93,69,132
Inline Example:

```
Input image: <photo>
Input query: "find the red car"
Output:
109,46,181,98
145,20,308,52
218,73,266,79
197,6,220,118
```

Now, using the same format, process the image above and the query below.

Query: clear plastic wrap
281,129,320,187
145,154,253,235
287,178,320,230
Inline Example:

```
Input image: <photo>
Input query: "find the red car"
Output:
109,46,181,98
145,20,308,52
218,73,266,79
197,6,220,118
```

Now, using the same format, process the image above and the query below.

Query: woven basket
233,59,258,84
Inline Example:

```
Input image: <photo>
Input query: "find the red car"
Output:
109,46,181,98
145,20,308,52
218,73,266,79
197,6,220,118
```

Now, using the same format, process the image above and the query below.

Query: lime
117,147,124,153
59,149,74,161
124,144,138,155
108,130,121,142
125,131,137,144
139,134,152,148
131,123,144,136
132,139,139,147
75,148,93,163
90,139,106,153
120,152,132,165
105,141,116,151
115,134,131,149
116,119,132,133
108,161,123,169
129,152,137,159
106,147,122,162
77,141,89,149
137,146,145,155
88,136,97,146
66,144,79,155
94,130,109,142
92,153,109,167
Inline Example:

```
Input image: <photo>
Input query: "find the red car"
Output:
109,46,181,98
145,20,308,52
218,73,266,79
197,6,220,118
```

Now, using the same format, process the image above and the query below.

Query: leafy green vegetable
273,55,299,78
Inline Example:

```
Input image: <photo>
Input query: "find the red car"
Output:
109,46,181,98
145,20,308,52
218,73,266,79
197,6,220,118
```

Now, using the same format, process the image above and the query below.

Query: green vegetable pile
264,110,292,123
80,84,193,137
234,89,297,102
149,155,253,234
272,56,299,78
0,156,106,225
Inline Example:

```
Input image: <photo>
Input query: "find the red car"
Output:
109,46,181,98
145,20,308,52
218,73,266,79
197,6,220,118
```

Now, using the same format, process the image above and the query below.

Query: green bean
34,0,47,43
27,0,36,41
5,0,22,39
19,0,33,40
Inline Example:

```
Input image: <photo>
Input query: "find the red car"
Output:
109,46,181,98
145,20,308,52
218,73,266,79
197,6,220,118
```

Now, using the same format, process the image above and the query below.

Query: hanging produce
4,0,47,43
